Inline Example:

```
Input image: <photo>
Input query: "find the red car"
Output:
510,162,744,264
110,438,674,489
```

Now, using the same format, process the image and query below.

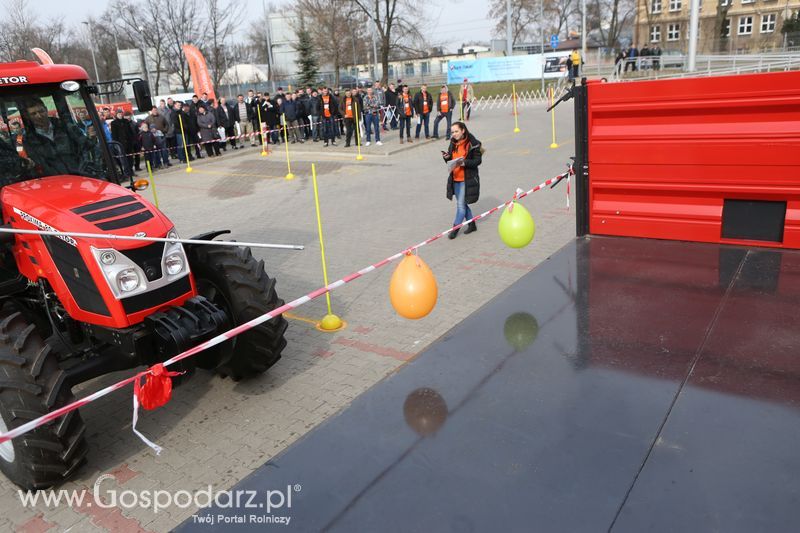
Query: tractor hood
1,176,173,249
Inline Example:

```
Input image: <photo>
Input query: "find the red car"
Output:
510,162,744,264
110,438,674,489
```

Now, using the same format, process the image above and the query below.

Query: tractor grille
124,242,164,282
71,197,154,230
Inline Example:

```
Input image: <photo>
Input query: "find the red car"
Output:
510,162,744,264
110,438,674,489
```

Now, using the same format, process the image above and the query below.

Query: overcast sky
31,0,495,54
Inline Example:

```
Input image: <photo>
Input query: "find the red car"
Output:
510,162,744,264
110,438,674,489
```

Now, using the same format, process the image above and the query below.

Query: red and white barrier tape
0,169,569,450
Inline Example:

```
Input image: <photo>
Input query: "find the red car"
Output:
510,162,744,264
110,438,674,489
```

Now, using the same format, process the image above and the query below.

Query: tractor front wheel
188,244,288,381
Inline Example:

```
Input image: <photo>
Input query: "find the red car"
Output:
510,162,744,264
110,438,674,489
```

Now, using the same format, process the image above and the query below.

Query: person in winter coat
432,85,455,140
441,121,483,239
339,88,362,148
307,90,322,142
280,94,304,143
397,85,414,144
196,105,221,157
216,97,237,150
413,84,434,139
137,122,162,169
110,109,136,173
262,94,281,145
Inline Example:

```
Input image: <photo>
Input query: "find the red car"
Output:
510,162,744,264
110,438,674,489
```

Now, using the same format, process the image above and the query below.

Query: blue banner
447,54,571,84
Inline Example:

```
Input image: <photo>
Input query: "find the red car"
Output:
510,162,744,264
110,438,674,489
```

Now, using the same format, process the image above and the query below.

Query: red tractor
0,62,288,489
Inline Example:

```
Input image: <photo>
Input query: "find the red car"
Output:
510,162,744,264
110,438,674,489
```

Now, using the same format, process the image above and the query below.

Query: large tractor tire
0,306,88,490
188,244,288,381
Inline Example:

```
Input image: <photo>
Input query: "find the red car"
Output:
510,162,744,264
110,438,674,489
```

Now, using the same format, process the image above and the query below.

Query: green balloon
498,202,536,248
504,312,539,351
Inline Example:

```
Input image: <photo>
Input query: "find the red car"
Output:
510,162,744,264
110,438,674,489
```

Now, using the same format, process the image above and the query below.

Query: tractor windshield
0,84,112,187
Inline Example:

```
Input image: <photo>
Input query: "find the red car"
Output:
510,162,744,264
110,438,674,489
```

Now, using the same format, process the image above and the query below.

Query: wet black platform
179,236,800,532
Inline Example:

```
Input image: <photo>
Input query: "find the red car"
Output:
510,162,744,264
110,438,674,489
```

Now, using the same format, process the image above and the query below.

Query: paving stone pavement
1,105,577,532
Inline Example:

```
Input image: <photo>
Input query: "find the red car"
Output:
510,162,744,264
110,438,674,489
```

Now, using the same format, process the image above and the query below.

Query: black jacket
232,100,254,123
385,88,398,107
413,91,434,115
110,118,135,150
339,94,362,120
444,133,483,204
215,104,235,128
307,96,322,116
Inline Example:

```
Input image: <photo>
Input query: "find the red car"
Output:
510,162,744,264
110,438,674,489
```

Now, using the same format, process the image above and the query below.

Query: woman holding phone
441,121,483,239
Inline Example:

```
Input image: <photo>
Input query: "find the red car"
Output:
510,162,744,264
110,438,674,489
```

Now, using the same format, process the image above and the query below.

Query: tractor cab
0,62,149,189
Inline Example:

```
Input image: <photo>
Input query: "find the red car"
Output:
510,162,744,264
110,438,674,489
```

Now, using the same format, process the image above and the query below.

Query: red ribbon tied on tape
134,364,182,411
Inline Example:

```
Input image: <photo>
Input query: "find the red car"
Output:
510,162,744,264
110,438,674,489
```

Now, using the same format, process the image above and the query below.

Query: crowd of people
100,79,478,174
615,44,664,75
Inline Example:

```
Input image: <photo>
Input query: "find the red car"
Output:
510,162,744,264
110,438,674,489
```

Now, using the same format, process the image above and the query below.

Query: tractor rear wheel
0,305,88,490
188,244,288,381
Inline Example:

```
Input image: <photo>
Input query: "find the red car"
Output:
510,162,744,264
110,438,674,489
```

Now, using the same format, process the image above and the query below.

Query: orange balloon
389,254,438,319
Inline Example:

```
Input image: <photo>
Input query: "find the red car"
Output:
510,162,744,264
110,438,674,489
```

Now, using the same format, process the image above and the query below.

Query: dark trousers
225,126,237,148
204,140,221,156
433,111,452,139
322,116,336,141
344,118,355,145
415,113,430,138
398,115,412,139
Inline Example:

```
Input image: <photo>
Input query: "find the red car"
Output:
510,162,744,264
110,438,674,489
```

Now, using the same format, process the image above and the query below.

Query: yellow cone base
317,314,345,332
185,167,193,173
260,151,268,157
285,173,296,180
514,128,520,133
550,143,559,149
356,155,364,161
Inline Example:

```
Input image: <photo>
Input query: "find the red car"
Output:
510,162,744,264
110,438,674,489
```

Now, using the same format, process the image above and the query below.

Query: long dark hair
450,121,470,144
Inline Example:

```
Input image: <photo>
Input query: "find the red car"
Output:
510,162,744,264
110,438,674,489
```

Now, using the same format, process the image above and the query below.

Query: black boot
448,226,459,239
464,221,477,234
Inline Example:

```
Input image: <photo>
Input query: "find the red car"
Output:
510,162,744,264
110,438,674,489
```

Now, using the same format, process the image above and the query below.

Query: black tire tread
189,244,288,381
0,305,88,490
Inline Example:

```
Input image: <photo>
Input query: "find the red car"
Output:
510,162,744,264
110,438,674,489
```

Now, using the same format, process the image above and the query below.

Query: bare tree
591,0,635,48
351,0,432,85
294,0,369,86
547,0,579,36
0,0,70,63
206,0,242,90
489,0,540,45
108,0,171,92
162,0,207,91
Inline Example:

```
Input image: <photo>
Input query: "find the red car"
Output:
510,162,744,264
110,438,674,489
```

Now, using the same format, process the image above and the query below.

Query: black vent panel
124,242,164,282
42,236,110,316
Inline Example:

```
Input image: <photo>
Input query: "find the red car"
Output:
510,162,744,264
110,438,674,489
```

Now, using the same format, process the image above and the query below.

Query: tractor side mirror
132,81,153,114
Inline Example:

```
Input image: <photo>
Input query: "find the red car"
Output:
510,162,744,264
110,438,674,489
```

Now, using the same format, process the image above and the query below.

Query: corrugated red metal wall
586,71,800,248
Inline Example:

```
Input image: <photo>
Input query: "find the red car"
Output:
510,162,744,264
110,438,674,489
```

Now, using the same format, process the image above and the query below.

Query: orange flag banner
181,44,216,101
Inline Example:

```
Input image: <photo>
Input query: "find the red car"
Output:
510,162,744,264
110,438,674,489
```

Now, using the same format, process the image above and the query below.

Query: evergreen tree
294,24,319,86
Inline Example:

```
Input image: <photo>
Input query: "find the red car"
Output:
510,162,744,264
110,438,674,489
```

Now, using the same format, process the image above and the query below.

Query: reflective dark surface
179,237,800,532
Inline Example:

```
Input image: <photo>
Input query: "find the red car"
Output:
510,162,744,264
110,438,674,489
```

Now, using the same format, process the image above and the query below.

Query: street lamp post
82,21,102,102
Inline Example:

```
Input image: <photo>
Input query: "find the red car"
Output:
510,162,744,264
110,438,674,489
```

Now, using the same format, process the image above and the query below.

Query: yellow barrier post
145,160,159,208
311,163,344,331
282,116,295,180
354,99,364,161
513,83,520,134
256,103,268,157
459,92,464,122
178,115,193,173
549,87,559,149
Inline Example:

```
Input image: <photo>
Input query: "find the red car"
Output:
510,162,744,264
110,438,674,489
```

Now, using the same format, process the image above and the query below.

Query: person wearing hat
432,85,455,140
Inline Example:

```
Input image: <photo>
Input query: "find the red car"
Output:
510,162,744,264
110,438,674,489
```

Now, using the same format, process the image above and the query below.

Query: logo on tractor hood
0,76,29,85
12,207,77,246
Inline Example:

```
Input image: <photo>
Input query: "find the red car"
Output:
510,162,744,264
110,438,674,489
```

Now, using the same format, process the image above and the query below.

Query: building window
719,0,730,5
650,25,661,42
388,65,395,78
761,13,776,32
651,0,662,13
741,0,754,3
722,18,731,37
421,62,430,75
404,63,415,76
667,23,681,40
669,0,681,11
738,16,753,35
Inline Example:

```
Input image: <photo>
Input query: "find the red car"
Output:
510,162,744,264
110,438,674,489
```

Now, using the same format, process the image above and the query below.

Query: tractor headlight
165,253,184,275
117,269,141,293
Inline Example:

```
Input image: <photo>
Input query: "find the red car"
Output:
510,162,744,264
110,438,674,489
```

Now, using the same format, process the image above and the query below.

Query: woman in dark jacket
442,121,482,239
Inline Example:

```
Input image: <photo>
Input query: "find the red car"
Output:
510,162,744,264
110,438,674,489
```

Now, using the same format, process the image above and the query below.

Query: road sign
550,35,559,50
